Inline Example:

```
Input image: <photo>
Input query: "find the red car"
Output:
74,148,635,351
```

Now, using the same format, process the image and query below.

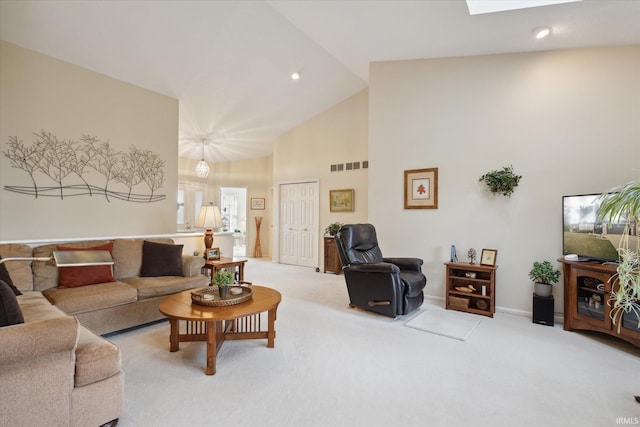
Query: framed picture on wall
404,168,438,209
480,249,497,267
329,189,354,212
207,248,220,261
251,198,265,210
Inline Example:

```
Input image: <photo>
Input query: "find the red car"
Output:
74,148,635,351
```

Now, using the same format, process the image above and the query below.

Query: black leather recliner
334,223,426,317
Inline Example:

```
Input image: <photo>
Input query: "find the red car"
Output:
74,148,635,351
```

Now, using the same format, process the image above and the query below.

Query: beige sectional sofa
0,238,208,426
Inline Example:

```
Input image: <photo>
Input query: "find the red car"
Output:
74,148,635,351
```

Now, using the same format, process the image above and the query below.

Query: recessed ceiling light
291,72,300,81
533,26,553,39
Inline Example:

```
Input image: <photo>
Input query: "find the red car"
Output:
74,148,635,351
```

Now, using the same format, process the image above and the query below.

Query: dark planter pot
534,282,553,297
218,286,227,298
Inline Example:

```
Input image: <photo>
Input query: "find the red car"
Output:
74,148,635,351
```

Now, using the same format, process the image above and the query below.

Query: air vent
330,161,368,172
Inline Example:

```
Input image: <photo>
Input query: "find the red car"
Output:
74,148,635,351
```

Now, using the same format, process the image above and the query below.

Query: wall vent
330,161,368,172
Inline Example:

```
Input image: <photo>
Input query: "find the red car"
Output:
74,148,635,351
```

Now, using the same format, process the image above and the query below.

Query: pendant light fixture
195,138,210,178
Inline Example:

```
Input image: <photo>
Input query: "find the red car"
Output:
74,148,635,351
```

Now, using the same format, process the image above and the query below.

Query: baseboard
425,294,564,325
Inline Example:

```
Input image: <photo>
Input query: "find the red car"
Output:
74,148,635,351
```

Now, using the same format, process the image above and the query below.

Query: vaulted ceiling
1,0,639,164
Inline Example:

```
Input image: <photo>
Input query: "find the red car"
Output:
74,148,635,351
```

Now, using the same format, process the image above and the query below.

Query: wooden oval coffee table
159,285,281,375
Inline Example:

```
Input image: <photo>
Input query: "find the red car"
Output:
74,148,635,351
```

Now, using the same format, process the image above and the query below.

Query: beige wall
369,46,640,315
272,89,369,265
179,155,273,258
0,41,178,242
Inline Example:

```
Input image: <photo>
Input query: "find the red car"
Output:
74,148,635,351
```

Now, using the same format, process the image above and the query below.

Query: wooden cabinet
560,259,640,348
445,262,496,317
324,237,342,274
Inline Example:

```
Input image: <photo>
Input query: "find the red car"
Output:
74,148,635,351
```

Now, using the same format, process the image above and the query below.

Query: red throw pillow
56,243,116,288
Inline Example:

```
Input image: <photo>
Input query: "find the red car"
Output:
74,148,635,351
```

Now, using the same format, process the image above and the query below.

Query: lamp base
203,229,214,259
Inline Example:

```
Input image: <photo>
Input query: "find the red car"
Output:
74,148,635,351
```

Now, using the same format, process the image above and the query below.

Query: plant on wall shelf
596,180,640,333
479,165,522,197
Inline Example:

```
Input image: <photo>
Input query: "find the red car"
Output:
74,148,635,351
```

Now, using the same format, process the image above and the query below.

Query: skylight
466,0,582,15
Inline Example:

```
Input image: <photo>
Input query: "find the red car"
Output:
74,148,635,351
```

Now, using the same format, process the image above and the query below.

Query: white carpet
109,259,640,427
404,308,481,341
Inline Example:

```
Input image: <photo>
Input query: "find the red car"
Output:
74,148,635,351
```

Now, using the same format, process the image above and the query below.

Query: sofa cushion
43,281,137,315
32,240,110,292
0,244,34,293
122,275,208,299
56,243,116,288
17,291,69,322
74,327,121,387
140,241,184,277
0,280,24,326
0,257,21,295
112,238,174,279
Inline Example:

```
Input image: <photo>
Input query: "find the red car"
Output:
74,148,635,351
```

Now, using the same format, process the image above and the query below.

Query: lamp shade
195,204,222,229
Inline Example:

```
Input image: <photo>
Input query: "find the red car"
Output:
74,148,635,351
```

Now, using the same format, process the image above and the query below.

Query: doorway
219,187,247,257
279,181,319,268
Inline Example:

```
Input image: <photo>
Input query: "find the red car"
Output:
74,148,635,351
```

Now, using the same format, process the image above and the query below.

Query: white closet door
279,181,318,268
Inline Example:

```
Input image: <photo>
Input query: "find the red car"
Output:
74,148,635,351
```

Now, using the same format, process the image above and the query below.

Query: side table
202,257,248,283
324,236,342,274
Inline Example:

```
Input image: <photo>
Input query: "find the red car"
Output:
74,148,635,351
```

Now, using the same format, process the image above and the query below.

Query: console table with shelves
559,259,640,348
445,262,496,317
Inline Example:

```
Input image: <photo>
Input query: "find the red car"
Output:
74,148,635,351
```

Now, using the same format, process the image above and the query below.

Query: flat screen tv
562,193,624,263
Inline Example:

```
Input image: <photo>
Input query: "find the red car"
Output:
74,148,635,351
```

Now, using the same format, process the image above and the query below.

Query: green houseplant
213,270,234,298
324,222,343,236
479,165,522,197
529,260,561,297
596,180,640,332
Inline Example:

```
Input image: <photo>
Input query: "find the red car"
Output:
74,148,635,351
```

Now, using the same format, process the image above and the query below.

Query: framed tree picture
404,168,438,209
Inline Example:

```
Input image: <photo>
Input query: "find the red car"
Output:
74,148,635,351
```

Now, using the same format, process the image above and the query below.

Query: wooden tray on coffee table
191,286,252,307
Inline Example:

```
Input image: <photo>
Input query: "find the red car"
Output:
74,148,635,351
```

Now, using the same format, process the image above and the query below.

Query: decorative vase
534,282,553,297
218,286,227,298
253,216,262,258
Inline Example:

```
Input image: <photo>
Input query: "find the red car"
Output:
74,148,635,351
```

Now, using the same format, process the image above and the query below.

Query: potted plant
324,222,343,236
479,165,522,197
597,180,640,332
213,270,234,298
529,261,561,297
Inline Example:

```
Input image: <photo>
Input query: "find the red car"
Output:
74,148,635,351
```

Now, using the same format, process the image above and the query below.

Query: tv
562,193,624,263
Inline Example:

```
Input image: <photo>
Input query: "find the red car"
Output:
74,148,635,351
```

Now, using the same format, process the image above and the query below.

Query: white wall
369,46,640,315
0,41,179,242
272,90,369,265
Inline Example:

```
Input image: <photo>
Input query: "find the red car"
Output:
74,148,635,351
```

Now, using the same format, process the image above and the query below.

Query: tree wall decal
2,131,167,202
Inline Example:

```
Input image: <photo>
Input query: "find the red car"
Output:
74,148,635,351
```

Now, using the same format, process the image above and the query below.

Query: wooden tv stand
559,258,640,348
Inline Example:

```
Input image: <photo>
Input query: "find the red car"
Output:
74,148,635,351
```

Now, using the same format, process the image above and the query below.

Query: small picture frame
251,198,265,210
329,189,354,212
404,168,438,209
480,249,497,266
207,248,220,261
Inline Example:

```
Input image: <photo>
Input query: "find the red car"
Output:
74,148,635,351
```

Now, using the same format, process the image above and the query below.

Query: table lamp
195,202,223,257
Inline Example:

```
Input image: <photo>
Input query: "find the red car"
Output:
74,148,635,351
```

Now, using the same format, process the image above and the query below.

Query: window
177,182,207,231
